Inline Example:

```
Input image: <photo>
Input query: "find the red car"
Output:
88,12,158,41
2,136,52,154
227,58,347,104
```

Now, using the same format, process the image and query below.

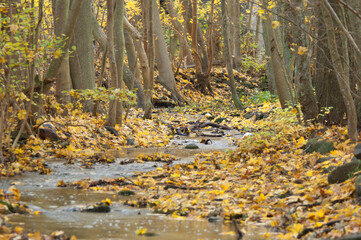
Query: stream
1,133,269,240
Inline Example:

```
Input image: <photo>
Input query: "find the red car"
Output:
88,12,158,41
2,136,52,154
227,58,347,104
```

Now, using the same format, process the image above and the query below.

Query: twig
323,0,361,57
335,0,361,21
163,184,207,190
233,220,244,240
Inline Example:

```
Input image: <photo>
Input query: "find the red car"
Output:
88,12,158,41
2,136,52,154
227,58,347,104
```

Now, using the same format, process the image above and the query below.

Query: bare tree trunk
233,0,242,72
153,1,186,105
261,18,276,94
227,0,235,56
263,13,293,108
181,0,212,93
13,0,43,147
314,9,346,125
245,1,254,55
143,0,155,119
289,0,318,122
166,0,194,66
106,0,118,126
254,12,261,58
221,0,244,109
321,1,358,142
114,0,125,125
91,13,145,108
53,0,72,104
31,0,83,118
69,0,95,111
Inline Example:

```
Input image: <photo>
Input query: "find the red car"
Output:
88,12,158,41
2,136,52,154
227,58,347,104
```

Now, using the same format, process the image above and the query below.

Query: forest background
1,0,361,239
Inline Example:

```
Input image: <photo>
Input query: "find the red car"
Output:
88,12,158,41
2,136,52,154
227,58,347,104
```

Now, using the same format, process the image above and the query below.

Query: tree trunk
245,1,254,55
181,0,212,93
289,0,318,122
69,0,95,111
166,0,194,66
233,0,242,72
52,0,72,104
153,1,186,105
221,0,244,109
106,0,118,126
321,1,358,142
43,0,83,92
114,0,125,125
263,13,293,108
143,0,155,119
261,18,276,94
33,0,83,118
91,12,145,109
314,7,346,125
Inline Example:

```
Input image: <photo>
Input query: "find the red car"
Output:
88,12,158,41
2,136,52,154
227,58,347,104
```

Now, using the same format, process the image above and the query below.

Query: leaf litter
1,69,360,239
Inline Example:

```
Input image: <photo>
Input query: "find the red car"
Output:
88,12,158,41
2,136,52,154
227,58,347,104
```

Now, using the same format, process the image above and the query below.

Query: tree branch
323,0,361,57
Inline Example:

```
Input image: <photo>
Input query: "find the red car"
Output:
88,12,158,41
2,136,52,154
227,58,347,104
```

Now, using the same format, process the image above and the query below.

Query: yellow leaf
28,231,41,240
33,210,42,215
171,171,181,178
316,208,325,219
0,7,7,14
258,193,267,202
9,187,20,201
298,46,308,55
13,148,24,154
271,220,279,227
295,137,305,148
101,198,113,205
272,21,281,29
17,109,27,120
306,170,313,177
14,226,23,234
314,222,323,228
263,233,270,238
54,49,61,59
136,228,147,235
289,223,304,234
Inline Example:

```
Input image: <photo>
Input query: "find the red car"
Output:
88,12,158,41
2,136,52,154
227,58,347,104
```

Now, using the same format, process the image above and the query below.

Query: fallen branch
233,220,244,240
191,121,232,130
297,220,341,238
163,184,207,190
37,120,102,146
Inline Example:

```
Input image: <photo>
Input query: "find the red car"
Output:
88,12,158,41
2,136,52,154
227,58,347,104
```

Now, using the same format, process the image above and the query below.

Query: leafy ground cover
1,68,360,239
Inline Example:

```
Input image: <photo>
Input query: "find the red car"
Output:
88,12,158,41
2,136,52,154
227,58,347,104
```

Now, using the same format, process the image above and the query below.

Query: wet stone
185,143,199,149
208,216,220,222
104,126,119,136
304,137,335,154
214,117,228,123
126,138,135,146
354,143,361,160
316,156,335,164
82,202,111,213
328,158,359,184
39,128,61,141
118,190,136,196
243,111,254,119
322,166,336,174
355,175,361,199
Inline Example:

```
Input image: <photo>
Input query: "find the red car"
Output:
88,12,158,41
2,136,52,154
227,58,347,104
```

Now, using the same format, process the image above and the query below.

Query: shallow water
3,134,262,240
9,188,235,240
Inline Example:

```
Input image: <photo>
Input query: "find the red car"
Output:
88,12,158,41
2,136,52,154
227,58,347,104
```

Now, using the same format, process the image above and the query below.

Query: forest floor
1,68,361,240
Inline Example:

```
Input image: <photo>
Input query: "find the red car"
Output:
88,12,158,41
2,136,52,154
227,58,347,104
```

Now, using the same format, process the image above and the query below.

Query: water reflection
9,189,235,240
